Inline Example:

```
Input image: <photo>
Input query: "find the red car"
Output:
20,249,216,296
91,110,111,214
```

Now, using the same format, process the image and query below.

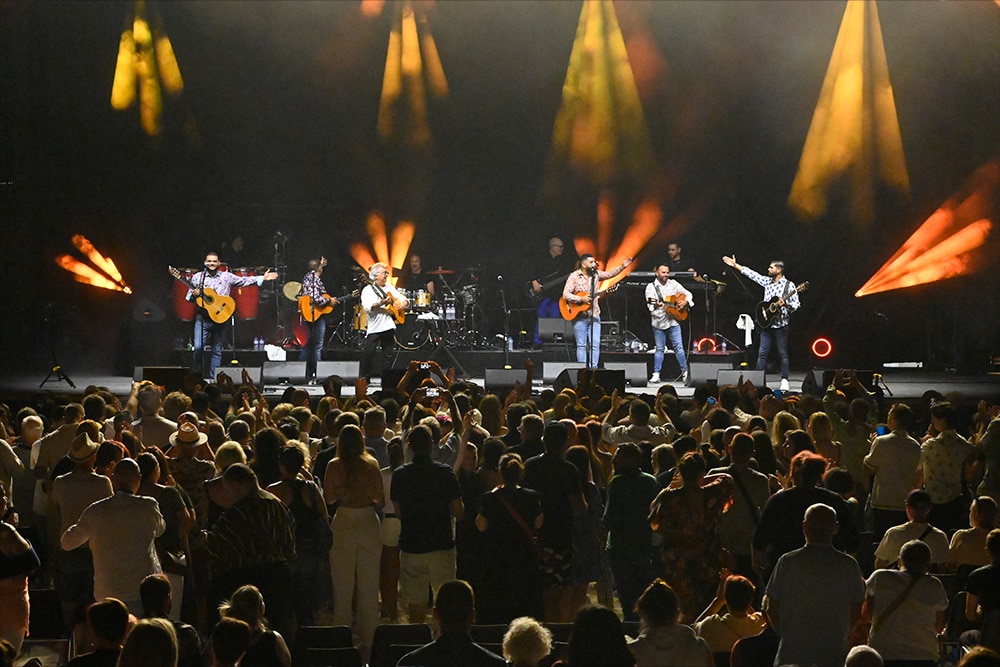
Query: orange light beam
349,244,376,272
366,212,390,267
71,235,124,282
55,256,126,292
389,221,416,275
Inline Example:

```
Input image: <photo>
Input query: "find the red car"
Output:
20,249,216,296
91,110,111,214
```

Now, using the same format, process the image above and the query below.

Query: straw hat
69,433,99,462
169,421,208,447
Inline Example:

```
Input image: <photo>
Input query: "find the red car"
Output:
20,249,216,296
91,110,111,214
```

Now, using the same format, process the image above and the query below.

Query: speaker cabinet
538,318,575,342
604,362,649,387
717,369,765,387
261,361,307,385
484,368,529,395
687,356,736,385
133,366,188,393
555,368,626,394
316,360,360,381
543,362,586,384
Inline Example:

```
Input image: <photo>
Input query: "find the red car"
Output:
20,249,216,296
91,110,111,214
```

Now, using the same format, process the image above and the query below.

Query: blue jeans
193,314,228,380
756,326,790,379
653,325,687,374
573,316,601,367
299,317,327,379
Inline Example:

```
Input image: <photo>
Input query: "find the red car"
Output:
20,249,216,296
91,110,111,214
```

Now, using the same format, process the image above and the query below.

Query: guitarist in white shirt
722,256,800,391
645,264,693,385
186,252,278,381
360,263,409,383
561,253,633,367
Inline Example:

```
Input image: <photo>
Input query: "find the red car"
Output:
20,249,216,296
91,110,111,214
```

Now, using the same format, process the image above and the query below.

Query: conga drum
353,304,368,331
231,267,260,320
172,268,197,321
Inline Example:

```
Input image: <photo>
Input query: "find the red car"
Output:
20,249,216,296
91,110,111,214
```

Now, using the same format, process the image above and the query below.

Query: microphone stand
498,275,511,367
586,270,597,369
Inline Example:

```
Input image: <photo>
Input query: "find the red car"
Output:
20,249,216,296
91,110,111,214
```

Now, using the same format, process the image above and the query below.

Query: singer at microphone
184,251,279,381
561,252,633,368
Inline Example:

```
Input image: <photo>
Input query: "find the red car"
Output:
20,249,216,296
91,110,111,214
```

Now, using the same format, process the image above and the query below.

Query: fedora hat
69,433,99,462
169,421,208,447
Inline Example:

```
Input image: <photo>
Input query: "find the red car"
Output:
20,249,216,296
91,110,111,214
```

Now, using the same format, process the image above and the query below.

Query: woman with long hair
324,424,383,660
117,617,179,667
649,452,733,622
216,585,290,667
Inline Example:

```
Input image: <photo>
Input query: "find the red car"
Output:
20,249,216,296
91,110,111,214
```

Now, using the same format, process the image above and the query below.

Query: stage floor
4,348,998,405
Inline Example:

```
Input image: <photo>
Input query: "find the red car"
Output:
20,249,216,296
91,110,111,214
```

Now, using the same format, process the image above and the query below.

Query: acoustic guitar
755,281,809,329
647,296,689,321
168,266,236,324
359,274,407,324
297,289,360,322
559,284,619,320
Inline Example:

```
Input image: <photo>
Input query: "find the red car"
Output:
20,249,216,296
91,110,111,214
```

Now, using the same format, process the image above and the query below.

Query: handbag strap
870,572,923,636
494,489,537,546
731,467,761,525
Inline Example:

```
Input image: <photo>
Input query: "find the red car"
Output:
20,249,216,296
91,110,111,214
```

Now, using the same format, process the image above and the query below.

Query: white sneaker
779,378,790,391
649,373,660,384
682,370,689,384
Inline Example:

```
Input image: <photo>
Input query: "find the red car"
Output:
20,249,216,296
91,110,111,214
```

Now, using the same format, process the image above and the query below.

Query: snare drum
395,315,430,350
353,304,368,331
413,290,433,311
231,267,260,320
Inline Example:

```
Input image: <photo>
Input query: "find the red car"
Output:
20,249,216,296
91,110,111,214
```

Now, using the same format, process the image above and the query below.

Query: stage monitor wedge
485,368,529,396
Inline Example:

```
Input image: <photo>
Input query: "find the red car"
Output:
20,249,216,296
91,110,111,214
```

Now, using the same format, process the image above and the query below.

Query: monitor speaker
262,361,307,385
316,360,360,381
717,369,765,387
604,362,649,387
687,356,735,385
133,366,187,393
485,369,528,395
538,318,574,342
543,362,586,384
554,368,626,394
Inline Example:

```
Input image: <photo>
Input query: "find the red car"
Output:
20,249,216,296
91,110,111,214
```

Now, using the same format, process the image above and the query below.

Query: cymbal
463,266,481,272
282,281,302,302
427,267,455,275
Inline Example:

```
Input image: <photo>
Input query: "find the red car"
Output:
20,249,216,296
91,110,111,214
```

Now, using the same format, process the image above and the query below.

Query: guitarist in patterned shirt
359,263,409,383
187,252,277,381
645,263,694,385
299,256,335,385
722,256,800,391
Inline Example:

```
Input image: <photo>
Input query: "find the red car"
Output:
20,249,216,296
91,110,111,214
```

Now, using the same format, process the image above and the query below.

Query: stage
5,348,998,407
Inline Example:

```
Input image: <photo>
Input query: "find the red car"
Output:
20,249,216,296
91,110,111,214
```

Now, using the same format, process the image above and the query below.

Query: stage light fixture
812,337,833,359
110,0,183,136
788,0,909,226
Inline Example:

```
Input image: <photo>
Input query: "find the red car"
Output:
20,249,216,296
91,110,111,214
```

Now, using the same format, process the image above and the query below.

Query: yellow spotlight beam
55,256,128,293
788,0,908,225
110,0,184,137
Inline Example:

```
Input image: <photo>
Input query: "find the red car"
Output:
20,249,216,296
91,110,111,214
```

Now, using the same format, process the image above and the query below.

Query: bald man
62,458,165,612
764,503,865,667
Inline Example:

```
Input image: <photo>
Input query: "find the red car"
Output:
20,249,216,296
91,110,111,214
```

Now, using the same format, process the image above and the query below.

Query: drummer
399,253,436,298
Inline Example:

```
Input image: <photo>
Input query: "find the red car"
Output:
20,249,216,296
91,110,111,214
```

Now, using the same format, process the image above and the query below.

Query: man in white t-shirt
359,263,408,382
864,402,923,540
874,489,951,570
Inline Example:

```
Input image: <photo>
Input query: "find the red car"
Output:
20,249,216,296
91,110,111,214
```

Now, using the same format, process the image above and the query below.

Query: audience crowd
1,361,1000,666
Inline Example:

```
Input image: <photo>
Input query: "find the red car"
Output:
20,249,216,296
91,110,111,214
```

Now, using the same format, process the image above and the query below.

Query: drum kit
392,266,492,350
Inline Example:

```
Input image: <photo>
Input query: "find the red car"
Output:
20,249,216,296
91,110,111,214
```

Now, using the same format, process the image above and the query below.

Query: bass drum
394,315,430,350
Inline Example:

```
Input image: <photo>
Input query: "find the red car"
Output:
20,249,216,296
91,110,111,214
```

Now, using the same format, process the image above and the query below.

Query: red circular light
812,337,833,358
695,337,717,353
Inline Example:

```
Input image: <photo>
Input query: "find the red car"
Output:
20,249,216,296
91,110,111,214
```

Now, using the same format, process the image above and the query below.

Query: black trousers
360,328,396,380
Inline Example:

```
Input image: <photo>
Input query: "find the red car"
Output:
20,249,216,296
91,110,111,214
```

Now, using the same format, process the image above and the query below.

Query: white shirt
864,429,922,510
61,491,165,610
645,279,694,330
361,283,408,334
875,521,951,565
866,569,948,661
